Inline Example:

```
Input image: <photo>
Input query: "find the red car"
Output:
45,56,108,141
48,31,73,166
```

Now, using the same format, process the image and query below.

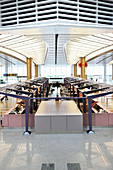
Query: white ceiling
88,51,113,66
27,34,85,65
0,34,47,65
66,33,113,65
0,52,25,66
0,32,113,67
1,0,113,67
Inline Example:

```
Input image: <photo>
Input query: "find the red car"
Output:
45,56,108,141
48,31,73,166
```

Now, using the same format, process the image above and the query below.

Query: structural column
104,64,106,83
5,60,8,82
27,58,32,80
74,64,77,77
112,65,113,80
81,57,85,79
35,64,38,78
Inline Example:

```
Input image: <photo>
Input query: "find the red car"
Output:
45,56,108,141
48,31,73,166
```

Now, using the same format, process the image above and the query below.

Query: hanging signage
3,73,18,77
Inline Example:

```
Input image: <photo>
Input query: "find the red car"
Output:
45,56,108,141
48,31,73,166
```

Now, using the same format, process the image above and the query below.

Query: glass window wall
40,65,72,78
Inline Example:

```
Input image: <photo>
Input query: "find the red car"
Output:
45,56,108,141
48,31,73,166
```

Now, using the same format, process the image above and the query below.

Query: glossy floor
0,128,113,170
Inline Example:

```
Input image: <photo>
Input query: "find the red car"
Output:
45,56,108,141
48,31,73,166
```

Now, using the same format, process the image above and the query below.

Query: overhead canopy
0,34,47,65
65,33,113,65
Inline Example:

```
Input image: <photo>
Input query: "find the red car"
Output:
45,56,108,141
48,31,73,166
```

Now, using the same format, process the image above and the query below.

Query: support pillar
35,64,38,78
112,65,113,80
5,60,8,83
74,64,77,77
27,58,32,80
81,57,85,79
104,64,106,83
24,98,31,135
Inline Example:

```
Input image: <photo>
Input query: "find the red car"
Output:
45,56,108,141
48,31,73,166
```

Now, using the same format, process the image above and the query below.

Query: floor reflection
0,128,113,169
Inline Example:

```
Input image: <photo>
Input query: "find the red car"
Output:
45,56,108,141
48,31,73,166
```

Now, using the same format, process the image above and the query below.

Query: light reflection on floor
0,128,113,170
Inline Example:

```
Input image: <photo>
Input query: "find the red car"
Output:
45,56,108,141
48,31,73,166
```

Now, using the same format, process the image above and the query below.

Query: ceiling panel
88,51,113,66
1,33,113,67
0,53,25,66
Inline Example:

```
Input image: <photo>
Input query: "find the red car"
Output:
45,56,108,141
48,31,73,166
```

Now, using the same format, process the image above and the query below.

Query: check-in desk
35,100,83,133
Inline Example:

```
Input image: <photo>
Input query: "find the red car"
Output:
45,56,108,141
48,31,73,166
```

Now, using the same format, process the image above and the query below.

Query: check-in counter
35,100,83,134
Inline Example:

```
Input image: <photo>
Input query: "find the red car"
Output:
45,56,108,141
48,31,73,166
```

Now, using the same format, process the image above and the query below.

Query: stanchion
24,99,31,135
87,97,94,134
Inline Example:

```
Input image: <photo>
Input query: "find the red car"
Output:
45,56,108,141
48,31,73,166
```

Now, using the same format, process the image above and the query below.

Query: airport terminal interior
1,0,113,169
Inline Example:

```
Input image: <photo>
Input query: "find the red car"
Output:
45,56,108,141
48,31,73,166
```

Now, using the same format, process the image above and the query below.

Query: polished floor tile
0,128,113,170
1,89,113,169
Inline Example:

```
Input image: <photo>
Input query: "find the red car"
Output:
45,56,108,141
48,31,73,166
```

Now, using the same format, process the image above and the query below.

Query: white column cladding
5,60,8,83
38,65,41,77
112,65,113,80
71,65,74,76
104,64,106,83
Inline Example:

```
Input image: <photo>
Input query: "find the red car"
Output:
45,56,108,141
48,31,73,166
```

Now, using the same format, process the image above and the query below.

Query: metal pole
87,97,94,134
40,87,41,103
83,92,86,113
43,84,44,97
30,94,33,114
24,99,31,135
70,83,71,96
73,85,74,97
77,89,80,109
36,89,38,109
73,85,76,102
